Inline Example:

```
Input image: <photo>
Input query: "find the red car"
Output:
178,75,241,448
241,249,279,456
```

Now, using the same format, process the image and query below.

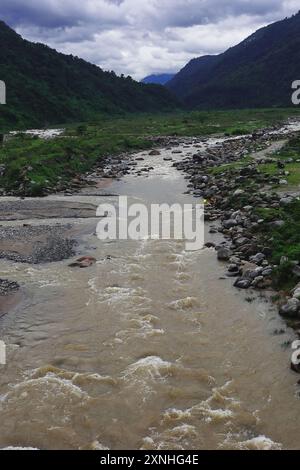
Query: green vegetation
209,158,252,175
1,109,299,196
255,202,300,290
0,125,153,196
257,136,300,188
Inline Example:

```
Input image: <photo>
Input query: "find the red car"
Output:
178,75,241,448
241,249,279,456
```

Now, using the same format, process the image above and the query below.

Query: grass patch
254,201,300,289
209,158,252,175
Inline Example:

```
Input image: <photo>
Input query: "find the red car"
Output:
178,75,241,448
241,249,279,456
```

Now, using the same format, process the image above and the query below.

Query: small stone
250,253,266,265
251,276,264,287
233,189,245,196
262,268,273,277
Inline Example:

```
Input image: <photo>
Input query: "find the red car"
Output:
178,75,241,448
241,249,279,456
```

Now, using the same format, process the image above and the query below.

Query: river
0,137,300,450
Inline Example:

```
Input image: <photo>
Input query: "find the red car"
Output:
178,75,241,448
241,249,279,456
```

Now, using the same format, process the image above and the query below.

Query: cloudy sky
0,0,299,79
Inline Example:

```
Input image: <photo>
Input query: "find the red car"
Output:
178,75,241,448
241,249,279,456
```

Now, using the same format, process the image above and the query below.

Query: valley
1,113,300,449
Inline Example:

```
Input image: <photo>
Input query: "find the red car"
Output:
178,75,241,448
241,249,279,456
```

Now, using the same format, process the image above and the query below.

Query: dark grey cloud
0,1,298,78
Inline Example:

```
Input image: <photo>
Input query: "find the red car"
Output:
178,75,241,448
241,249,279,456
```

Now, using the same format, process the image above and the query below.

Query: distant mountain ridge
167,11,300,109
0,21,178,129
142,74,175,85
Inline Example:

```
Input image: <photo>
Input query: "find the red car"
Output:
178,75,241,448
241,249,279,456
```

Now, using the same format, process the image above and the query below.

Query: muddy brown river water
0,139,300,450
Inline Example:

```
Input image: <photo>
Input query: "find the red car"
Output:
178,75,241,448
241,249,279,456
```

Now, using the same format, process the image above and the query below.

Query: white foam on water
121,356,175,396
220,434,282,450
115,318,165,341
162,380,238,429
88,281,150,308
1,447,39,450
269,120,300,136
9,375,89,401
87,441,110,450
122,356,173,383
169,297,199,310
141,424,200,451
28,366,117,388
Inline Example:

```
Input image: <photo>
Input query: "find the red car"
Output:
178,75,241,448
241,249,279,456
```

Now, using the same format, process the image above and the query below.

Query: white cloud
1,0,299,79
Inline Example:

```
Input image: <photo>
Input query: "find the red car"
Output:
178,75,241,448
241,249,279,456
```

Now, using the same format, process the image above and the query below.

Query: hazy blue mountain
142,74,175,85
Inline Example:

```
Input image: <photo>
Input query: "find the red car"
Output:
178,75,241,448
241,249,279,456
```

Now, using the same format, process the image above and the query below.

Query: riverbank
173,120,300,335
1,109,300,197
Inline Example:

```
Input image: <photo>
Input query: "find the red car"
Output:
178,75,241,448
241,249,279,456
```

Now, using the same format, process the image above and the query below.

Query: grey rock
279,298,300,318
271,220,285,228
249,253,266,265
217,247,232,261
223,219,238,229
234,237,249,247
292,288,300,300
251,276,264,287
262,268,273,277
233,189,245,196
234,278,252,289
280,197,293,206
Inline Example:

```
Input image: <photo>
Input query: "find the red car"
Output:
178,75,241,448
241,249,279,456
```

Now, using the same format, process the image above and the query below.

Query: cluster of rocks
0,279,20,296
55,153,135,194
0,224,77,264
173,129,300,323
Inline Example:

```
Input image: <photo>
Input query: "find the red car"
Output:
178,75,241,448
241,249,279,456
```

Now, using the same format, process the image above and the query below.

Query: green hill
0,21,178,130
167,11,300,109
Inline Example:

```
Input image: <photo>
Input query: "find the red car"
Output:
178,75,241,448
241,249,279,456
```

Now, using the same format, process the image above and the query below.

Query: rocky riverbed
172,121,300,335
